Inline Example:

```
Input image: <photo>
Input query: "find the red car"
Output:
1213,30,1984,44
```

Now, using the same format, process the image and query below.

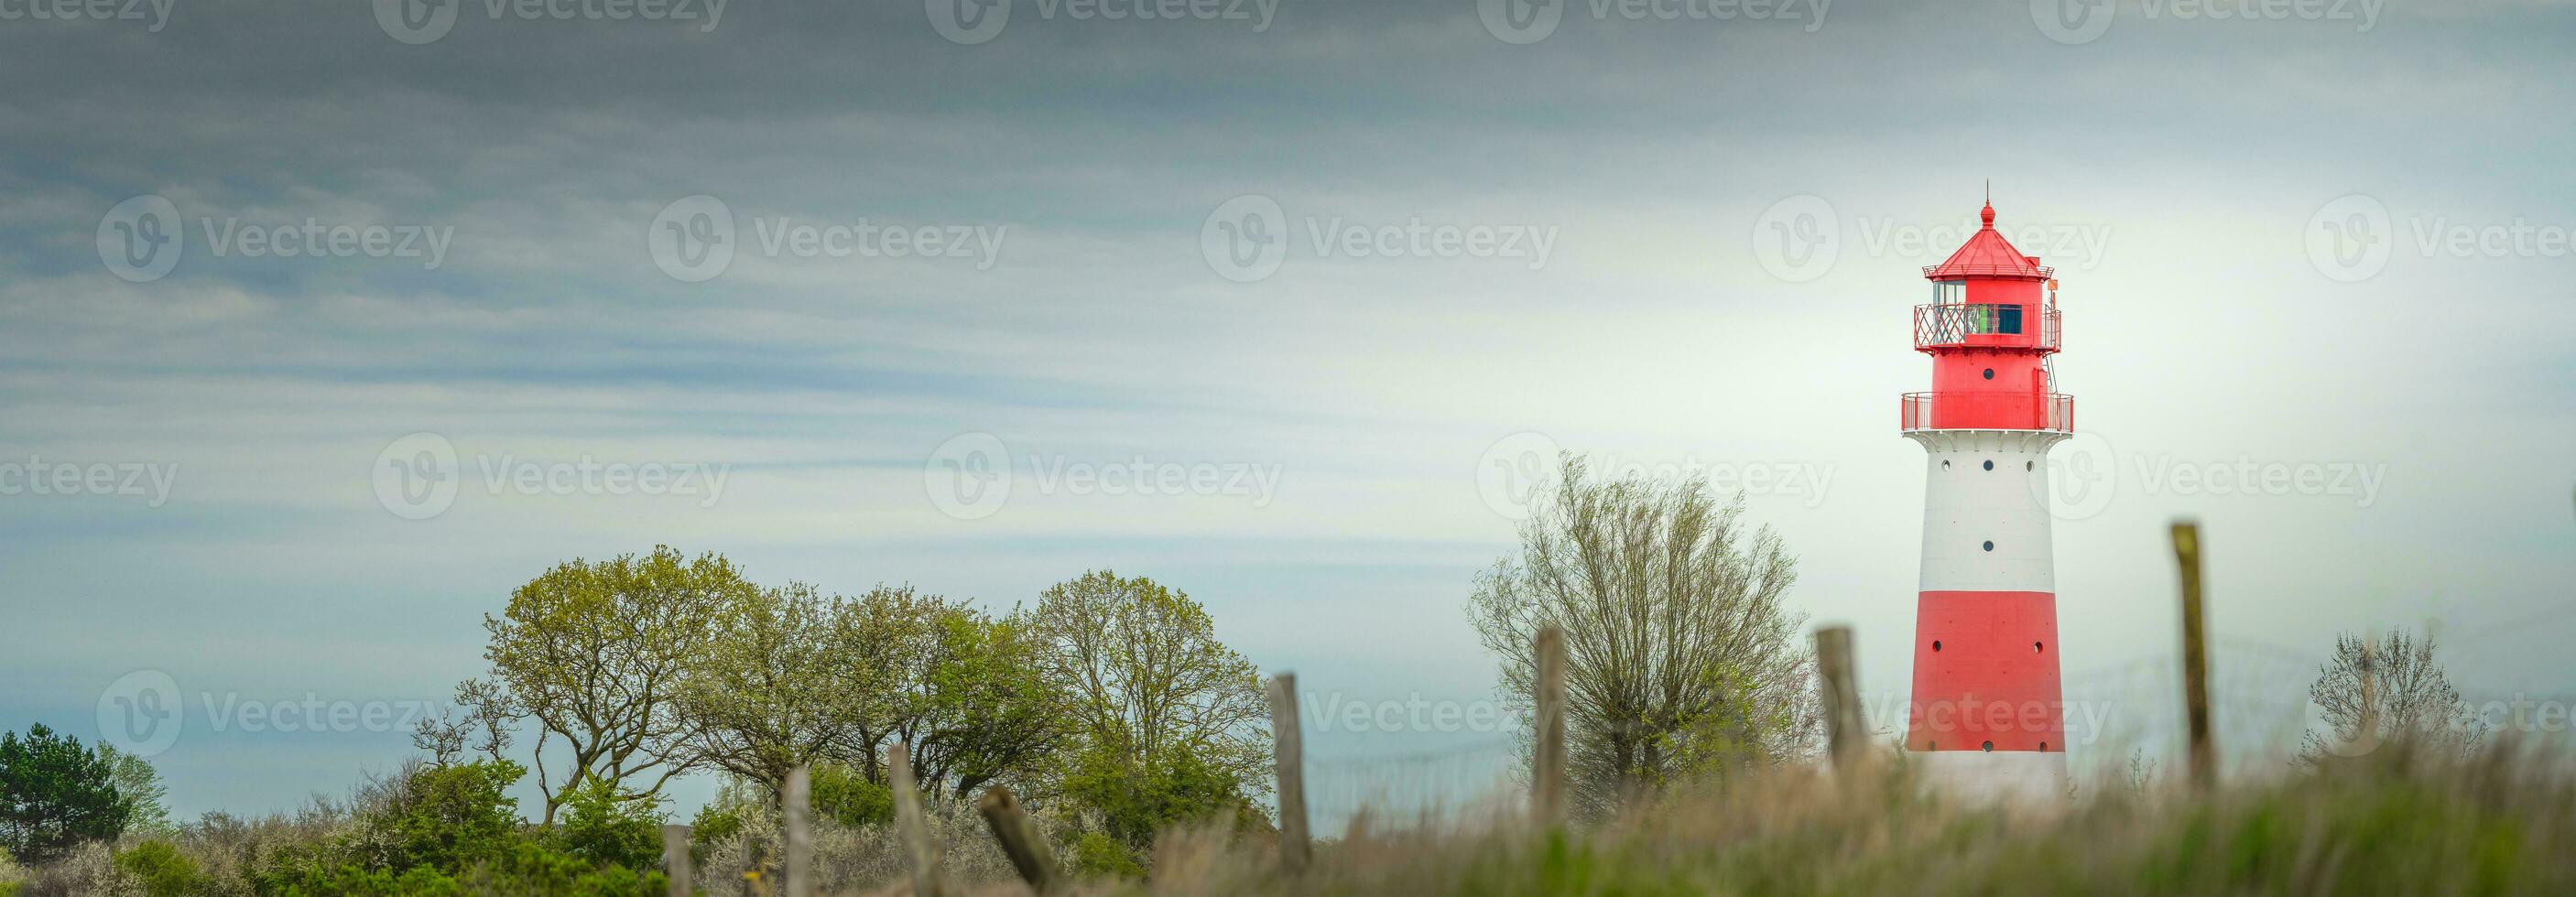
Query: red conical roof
1921,201,2052,280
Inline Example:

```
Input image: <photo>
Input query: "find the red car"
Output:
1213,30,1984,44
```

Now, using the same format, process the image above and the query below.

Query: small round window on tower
1981,740,1994,752
1982,540,1994,552
1931,640,1942,652
2035,641,2045,653
2040,741,2049,751
1941,459,1951,470
1983,459,1994,471
1983,368,1995,380
2026,460,2034,471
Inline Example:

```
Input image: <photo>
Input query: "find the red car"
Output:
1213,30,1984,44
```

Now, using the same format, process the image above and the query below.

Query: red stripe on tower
1899,197,2072,800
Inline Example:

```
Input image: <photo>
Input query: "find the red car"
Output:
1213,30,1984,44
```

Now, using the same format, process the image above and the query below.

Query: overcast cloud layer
3,0,2572,822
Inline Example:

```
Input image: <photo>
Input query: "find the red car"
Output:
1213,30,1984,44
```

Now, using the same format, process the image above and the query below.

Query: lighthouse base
1908,751,2069,803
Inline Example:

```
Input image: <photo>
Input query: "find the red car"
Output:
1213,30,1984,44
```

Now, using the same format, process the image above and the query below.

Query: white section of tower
1907,429,2069,593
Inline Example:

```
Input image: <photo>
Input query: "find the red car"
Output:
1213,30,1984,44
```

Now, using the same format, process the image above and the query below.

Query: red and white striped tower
1899,197,2073,798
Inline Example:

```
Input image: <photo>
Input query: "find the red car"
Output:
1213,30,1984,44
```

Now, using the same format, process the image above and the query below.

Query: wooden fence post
1814,625,1864,770
1534,625,1566,825
2172,520,2215,792
890,741,951,897
1266,673,1310,873
977,784,1060,894
659,824,691,897
783,766,812,897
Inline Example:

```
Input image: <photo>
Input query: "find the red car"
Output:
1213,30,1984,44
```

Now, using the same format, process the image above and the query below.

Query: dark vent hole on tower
1941,459,1951,470
2035,641,2045,653
1931,640,1941,652
1982,540,1994,552
1983,368,1995,380
1983,459,1994,471
2026,460,2034,470
2040,741,2049,751
1981,740,1994,752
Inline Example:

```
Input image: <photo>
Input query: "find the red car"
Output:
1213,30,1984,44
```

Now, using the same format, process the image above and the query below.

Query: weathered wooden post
977,784,1060,894
659,824,692,897
1534,625,1567,825
889,741,951,897
2172,520,2215,792
783,766,812,897
1266,673,1310,873
1814,625,1864,770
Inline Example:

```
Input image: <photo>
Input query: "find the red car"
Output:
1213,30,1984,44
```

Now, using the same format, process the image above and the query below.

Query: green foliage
96,744,173,836
368,760,527,874
113,839,203,897
0,723,133,863
1034,570,1272,812
549,776,665,871
809,762,893,827
1063,742,1258,850
1069,828,1144,880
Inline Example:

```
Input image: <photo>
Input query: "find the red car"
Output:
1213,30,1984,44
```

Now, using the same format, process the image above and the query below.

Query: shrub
111,841,200,897
549,778,664,871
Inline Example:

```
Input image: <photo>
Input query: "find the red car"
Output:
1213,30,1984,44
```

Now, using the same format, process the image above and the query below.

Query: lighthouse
1900,198,2072,799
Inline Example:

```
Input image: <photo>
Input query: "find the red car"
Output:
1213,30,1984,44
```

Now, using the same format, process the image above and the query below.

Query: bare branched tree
1470,455,1818,818
2300,628,2485,763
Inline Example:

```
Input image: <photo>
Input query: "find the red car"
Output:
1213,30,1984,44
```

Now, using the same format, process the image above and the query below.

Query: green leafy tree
113,840,203,897
679,582,877,795
1032,571,1270,834
808,762,893,827
895,606,1079,801
1468,456,1817,818
95,743,171,836
0,723,133,862
458,546,747,823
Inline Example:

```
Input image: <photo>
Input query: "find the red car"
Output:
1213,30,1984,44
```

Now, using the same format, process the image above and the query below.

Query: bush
809,762,894,828
549,778,664,871
111,841,200,897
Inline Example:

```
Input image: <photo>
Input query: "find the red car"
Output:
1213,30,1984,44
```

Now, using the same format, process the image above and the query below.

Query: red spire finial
1982,179,1995,228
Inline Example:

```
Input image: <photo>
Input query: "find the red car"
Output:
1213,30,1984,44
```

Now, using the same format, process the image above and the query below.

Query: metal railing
1914,303,2060,352
1899,391,2074,432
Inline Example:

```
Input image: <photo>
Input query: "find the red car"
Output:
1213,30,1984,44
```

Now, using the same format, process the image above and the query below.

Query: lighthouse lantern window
1933,280,1965,305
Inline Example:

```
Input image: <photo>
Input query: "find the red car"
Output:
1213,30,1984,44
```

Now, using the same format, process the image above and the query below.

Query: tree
94,743,170,836
0,723,134,863
458,546,748,823
1031,571,1270,821
2300,628,2485,763
893,606,1079,802
1468,456,1817,818
678,581,876,795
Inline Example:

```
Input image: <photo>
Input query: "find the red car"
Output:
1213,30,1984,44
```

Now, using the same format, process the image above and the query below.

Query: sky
2,0,2572,827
